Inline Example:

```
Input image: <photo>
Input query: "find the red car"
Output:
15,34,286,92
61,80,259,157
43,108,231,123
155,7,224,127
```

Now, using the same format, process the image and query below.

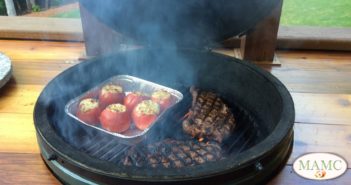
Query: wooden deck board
0,113,39,153
0,16,83,42
2,16,351,51
215,49,351,93
269,166,351,185
0,39,350,184
0,40,84,61
272,51,351,93
290,123,351,165
293,93,351,125
0,153,60,185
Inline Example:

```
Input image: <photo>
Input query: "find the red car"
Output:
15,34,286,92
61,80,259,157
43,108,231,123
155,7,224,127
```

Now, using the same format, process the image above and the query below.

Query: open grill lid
79,0,281,48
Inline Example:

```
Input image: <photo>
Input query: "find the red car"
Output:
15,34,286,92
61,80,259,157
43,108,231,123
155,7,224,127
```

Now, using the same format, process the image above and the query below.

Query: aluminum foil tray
65,75,183,144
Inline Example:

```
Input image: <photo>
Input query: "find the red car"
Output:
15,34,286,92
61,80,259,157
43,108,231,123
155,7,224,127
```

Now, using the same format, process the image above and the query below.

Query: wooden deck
0,39,350,184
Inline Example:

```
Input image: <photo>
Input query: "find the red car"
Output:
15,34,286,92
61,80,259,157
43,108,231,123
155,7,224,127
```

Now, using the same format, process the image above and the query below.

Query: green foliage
281,0,351,27
51,0,64,7
52,9,80,18
32,4,41,12
52,0,78,7
0,0,6,16
52,0,351,27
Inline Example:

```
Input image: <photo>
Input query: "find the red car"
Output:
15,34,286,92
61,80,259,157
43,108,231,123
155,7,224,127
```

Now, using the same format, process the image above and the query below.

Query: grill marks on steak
110,87,236,168
120,139,222,168
182,87,236,143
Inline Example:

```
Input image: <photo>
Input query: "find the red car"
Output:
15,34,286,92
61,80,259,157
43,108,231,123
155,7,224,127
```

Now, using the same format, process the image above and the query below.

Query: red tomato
124,92,148,111
99,84,125,108
99,104,131,133
76,98,101,125
151,90,172,111
82,89,99,99
132,100,160,130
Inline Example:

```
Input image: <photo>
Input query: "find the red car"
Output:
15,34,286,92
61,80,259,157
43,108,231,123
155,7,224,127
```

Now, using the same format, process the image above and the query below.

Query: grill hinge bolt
255,162,263,171
47,154,57,161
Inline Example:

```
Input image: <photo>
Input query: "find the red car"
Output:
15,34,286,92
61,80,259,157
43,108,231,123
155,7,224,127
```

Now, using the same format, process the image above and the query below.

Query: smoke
80,0,216,50
35,0,283,175
79,0,279,54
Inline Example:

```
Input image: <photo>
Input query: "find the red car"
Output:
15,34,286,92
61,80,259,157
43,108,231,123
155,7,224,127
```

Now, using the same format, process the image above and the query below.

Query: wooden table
0,39,350,185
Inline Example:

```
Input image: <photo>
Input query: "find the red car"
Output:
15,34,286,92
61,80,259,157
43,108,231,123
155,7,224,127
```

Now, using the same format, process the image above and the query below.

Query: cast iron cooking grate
66,87,265,168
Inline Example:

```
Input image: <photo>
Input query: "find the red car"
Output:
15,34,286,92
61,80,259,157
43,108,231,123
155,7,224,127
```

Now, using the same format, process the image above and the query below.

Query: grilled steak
120,139,222,168
182,87,236,143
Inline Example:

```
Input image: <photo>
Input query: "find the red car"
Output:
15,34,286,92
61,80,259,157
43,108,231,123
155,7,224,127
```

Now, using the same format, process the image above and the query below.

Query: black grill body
34,49,294,184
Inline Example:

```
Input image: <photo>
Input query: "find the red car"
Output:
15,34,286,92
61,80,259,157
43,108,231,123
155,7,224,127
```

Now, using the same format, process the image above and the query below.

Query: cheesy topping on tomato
133,91,148,97
79,98,99,112
107,103,127,112
135,100,160,115
101,84,123,94
151,90,171,101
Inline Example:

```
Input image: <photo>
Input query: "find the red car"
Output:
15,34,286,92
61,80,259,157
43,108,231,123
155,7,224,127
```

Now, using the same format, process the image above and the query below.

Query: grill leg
240,0,283,64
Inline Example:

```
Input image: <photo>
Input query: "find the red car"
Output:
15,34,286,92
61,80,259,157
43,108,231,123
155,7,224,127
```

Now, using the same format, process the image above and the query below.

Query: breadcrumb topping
101,84,123,94
107,103,127,112
152,90,171,101
79,98,99,112
135,100,160,115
